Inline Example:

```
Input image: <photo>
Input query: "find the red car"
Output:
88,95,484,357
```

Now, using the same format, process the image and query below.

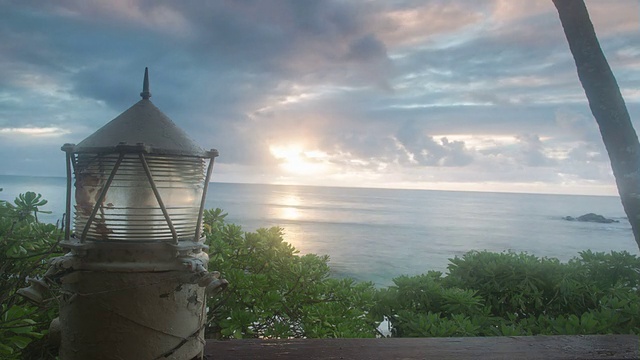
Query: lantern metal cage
60,68,218,246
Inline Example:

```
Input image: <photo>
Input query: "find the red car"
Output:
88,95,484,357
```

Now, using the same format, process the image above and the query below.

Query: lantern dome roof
72,68,212,157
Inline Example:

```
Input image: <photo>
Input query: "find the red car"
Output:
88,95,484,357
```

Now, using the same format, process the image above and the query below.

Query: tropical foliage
374,250,640,337
202,208,379,339
0,191,62,359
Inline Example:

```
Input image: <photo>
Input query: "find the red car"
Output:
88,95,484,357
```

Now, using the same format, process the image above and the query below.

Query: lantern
48,68,226,359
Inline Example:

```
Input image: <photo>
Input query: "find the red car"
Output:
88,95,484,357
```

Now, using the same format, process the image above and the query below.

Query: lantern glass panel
74,154,205,241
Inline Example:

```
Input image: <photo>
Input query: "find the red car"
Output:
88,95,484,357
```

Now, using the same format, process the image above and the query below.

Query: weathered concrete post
51,68,225,359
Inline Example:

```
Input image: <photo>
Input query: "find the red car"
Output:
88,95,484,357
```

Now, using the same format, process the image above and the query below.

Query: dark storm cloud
172,0,391,86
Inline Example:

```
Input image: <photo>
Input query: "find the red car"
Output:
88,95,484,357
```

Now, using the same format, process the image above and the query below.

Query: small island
563,213,619,224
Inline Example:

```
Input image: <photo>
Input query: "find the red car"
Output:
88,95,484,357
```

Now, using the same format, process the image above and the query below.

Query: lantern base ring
61,237,208,253
55,237,210,272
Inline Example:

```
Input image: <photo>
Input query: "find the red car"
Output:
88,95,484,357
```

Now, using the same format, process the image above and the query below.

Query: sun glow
269,144,329,175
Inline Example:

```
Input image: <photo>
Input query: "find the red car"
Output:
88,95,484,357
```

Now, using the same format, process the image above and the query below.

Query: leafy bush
0,191,62,359
202,208,379,339
375,250,640,337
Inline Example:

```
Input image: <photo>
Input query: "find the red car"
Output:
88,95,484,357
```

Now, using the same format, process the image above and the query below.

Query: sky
0,0,639,196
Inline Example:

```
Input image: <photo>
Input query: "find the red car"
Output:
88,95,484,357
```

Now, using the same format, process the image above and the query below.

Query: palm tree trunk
553,0,640,249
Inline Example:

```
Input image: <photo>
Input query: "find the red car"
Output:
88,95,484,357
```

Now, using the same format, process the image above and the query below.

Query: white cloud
0,127,70,136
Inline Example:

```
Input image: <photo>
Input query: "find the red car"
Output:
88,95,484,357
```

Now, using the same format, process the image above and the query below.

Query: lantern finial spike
140,67,151,100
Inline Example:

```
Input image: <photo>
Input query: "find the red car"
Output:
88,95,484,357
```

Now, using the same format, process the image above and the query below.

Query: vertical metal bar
194,156,215,242
139,153,178,244
81,153,124,242
64,151,72,240
70,153,78,173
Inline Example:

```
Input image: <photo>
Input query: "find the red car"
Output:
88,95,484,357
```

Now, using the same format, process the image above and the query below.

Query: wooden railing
204,335,639,359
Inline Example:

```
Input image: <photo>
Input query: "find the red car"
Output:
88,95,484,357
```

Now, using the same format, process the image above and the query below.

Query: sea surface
1,175,637,286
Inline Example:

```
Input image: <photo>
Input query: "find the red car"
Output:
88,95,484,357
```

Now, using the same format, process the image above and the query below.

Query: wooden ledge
205,335,639,359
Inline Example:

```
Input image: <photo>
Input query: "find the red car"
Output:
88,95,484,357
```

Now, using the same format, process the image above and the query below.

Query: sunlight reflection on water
271,193,304,222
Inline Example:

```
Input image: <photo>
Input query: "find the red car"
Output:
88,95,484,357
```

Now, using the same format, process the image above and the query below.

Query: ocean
1,175,637,287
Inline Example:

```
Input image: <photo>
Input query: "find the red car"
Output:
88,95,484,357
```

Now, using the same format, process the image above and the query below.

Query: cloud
515,134,556,167
0,0,638,195
14,0,192,36
394,120,474,167
0,127,70,136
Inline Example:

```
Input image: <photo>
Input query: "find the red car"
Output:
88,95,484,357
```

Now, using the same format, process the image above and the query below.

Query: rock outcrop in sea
563,213,619,223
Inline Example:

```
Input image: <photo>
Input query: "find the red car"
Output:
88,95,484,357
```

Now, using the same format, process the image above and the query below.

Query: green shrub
0,191,62,359
203,208,379,339
376,250,640,337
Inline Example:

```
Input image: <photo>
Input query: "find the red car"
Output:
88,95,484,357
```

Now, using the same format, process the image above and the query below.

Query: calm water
1,175,637,286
